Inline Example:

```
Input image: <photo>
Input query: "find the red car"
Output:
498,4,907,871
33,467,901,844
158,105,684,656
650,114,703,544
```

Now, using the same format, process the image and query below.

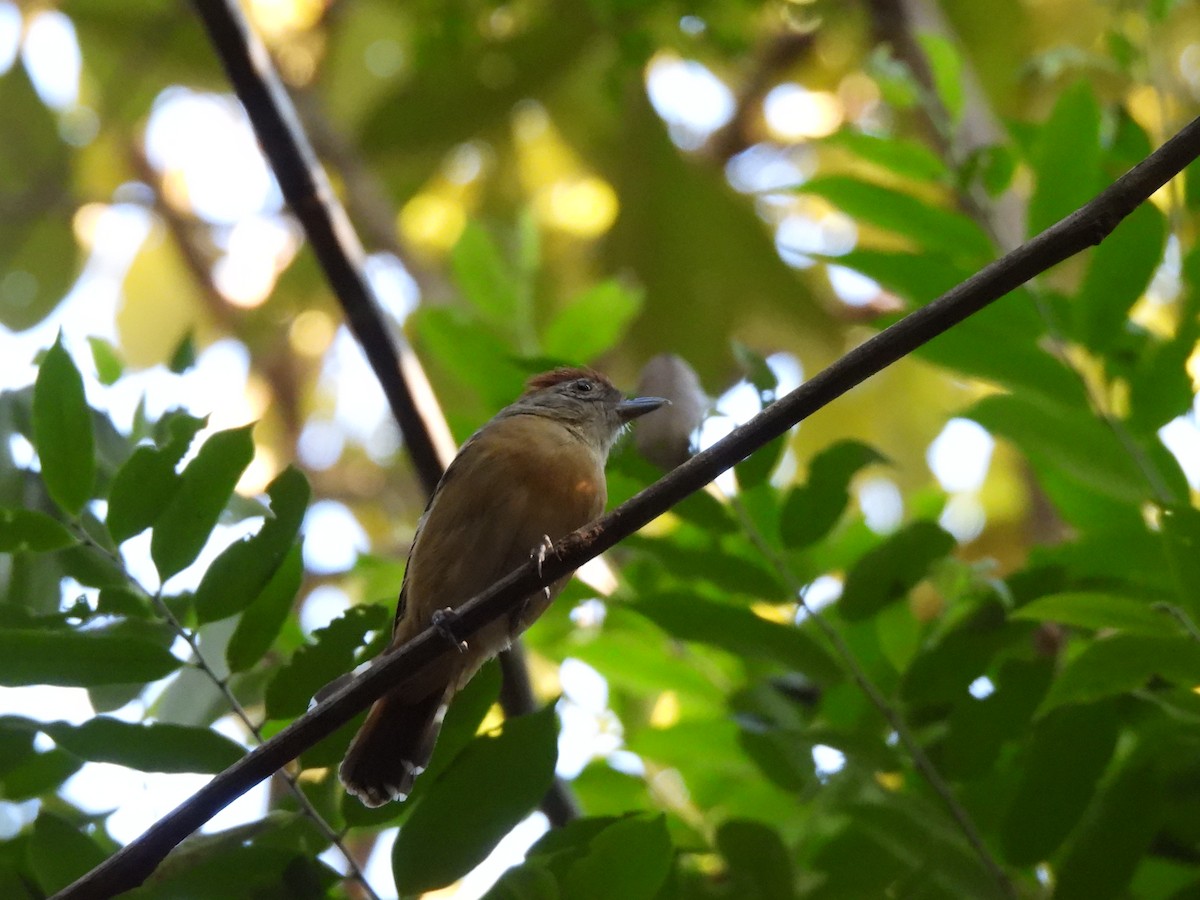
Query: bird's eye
574,379,593,393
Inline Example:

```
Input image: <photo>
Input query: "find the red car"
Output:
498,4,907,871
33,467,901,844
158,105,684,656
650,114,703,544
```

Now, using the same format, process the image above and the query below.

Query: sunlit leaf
451,221,524,330
541,280,643,364
799,175,992,262
917,33,964,125
1028,82,1101,236
87,336,124,386
633,592,842,684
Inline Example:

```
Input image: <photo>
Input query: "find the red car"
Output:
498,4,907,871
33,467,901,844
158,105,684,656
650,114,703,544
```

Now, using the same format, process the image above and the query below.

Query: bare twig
54,109,1200,900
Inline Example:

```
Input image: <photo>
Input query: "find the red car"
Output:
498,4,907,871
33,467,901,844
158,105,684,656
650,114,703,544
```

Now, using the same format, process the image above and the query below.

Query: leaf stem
726,496,1015,898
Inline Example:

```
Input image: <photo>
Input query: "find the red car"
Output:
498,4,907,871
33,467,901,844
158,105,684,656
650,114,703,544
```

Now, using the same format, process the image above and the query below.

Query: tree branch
191,0,452,496
54,108,1200,900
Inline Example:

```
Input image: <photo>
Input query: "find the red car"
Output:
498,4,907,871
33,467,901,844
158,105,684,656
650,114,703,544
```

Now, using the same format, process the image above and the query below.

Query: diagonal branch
54,108,1200,900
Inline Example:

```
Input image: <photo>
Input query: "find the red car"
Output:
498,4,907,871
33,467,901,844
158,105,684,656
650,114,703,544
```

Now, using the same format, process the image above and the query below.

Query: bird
339,366,667,807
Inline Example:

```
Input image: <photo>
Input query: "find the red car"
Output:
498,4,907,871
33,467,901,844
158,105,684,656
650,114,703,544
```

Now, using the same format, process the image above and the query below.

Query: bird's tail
339,685,450,807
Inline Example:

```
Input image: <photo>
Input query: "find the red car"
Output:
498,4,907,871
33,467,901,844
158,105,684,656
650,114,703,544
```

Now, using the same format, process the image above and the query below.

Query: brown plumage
339,369,666,807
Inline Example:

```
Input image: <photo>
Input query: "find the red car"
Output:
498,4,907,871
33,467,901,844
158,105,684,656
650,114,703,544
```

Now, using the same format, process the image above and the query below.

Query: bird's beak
617,396,669,422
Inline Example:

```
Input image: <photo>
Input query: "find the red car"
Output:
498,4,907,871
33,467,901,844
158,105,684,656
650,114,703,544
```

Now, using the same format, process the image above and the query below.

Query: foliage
2,1,1200,898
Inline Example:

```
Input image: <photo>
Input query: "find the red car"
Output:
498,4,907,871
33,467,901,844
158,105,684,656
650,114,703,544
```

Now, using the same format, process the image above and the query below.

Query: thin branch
54,110,1200,900
727,498,1014,897
191,0,452,496
190,0,581,826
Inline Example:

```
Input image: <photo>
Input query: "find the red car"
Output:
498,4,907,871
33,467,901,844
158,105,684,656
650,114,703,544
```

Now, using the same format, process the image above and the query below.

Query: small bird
340,367,667,806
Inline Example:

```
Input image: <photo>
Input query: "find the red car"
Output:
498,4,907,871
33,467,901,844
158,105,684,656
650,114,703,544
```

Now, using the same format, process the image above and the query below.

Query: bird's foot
532,535,554,603
431,608,467,653
510,536,556,634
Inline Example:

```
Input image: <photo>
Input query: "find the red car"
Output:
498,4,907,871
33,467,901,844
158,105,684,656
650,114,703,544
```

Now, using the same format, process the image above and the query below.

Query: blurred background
3,0,1200,897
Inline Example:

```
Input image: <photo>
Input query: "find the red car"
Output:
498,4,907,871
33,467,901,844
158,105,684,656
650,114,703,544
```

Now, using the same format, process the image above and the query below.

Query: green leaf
799,175,992,262
1,747,82,800
847,795,1003,898
781,440,886,548
716,819,795,900
87,336,124,386
0,507,75,553
42,717,244,773
393,704,559,895
28,812,108,895
265,604,388,719
1028,82,1101,236
916,33,964,125
0,630,181,686
735,434,787,490
451,221,523,329
107,411,206,543
820,130,949,182
167,332,197,374
32,335,95,516
942,658,1053,780
0,68,76,330
838,521,955,621
562,815,672,900
1038,635,1200,714
541,279,643,364
195,466,310,623
1055,756,1164,900
1162,505,1200,623
418,659,503,786
633,592,842,684
410,307,529,411
1001,702,1119,864
1011,592,1180,636
226,542,305,673
151,424,255,579
1074,201,1165,351
732,341,779,400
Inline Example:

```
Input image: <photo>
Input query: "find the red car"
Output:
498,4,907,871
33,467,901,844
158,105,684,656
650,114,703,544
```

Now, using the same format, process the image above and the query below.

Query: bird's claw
533,535,554,602
431,608,467,654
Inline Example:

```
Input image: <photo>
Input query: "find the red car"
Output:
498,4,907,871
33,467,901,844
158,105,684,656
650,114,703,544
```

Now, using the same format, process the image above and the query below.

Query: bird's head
511,367,668,455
